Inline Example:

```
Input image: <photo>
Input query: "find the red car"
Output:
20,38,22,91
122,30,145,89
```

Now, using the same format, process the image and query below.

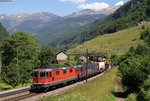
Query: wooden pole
0,51,2,75
86,46,88,82
0,51,3,84
17,48,19,66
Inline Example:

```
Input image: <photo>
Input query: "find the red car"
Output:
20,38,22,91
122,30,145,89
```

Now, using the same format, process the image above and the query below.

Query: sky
0,0,129,16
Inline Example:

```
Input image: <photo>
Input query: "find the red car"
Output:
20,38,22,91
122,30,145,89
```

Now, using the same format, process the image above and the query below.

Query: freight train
31,61,110,89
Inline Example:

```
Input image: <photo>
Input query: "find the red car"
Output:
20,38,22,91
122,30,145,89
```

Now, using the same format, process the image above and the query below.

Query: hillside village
138,21,150,26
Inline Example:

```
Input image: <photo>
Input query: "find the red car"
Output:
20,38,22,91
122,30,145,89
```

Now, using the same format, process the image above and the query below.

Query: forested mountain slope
0,23,8,41
55,0,150,49
36,7,119,45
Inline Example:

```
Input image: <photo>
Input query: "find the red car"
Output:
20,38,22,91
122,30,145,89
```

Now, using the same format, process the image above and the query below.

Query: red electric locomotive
31,62,108,89
31,65,82,89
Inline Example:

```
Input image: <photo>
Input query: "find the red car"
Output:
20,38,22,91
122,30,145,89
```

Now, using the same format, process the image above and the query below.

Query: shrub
141,25,145,29
125,93,137,101
118,55,150,92
137,76,150,101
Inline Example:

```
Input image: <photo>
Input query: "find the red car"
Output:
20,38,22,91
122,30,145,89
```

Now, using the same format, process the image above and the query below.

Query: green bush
137,76,150,101
119,56,150,92
38,45,56,68
140,27,150,46
125,93,137,101
1,32,40,87
2,63,21,88
111,54,122,66
141,25,145,29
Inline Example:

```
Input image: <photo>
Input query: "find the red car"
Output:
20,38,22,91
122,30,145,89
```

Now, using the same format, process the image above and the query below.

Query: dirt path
114,81,125,101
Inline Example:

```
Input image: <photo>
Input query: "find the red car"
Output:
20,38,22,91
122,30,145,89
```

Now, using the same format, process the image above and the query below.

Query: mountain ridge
0,6,119,35
0,12,61,35
36,6,119,45
55,0,150,49
0,6,119,46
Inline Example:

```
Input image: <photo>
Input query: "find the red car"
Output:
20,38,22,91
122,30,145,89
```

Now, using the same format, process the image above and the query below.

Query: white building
54,51,68,63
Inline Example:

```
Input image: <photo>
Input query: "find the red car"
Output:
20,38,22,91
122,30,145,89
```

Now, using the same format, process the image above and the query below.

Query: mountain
0,12,61,35
0,6,118,45
55,0,150,49
36,6,119,45
0,22,8,41
66,6,119,18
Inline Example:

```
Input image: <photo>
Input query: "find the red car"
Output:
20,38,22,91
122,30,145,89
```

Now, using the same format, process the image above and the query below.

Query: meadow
67,25,150,55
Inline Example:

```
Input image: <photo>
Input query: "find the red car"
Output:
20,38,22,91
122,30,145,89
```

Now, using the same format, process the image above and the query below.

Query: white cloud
115,1,124,6
78,2,110,11
59,0,86,3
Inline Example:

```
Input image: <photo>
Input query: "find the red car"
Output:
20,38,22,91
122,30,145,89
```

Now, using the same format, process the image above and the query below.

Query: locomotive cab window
63,70,66,74
33,72,38,78
49,72,52,77
56,71,60,75
40,72,48,78
70,69,73,73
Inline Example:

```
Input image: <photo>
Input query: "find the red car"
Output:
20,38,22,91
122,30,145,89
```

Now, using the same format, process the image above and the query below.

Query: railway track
2,92,38,101
0,67,111,101
0,87,30,97
0,85,50,101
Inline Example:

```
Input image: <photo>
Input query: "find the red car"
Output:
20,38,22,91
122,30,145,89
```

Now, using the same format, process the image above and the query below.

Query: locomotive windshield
33,72,38,78
40,72,48,78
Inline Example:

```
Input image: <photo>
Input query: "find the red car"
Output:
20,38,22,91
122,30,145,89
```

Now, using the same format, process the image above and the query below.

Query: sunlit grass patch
67,25,150,54
0,82,31,92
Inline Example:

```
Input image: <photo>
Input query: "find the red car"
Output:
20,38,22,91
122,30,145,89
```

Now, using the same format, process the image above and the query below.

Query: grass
125,93,137,101
67,25,150,54
0,81,32,92
0,82,12,92
44,67,118,101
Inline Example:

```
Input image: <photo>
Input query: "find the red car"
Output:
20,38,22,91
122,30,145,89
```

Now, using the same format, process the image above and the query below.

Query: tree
39,45,56,68
129,46,135,53
0,23,8,41
111,54,122,66
134,45,150,56
2,63,21,88
1,32,40,87
137,75,150,101
2,32,40,66
64,55,80,66
119,56,150,92
140,28,150,46
19,60,33,85
118,45,150,92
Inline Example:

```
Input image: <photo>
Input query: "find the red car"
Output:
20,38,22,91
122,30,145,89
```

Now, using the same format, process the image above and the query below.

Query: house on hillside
54,51,68,63
138,21,150,26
